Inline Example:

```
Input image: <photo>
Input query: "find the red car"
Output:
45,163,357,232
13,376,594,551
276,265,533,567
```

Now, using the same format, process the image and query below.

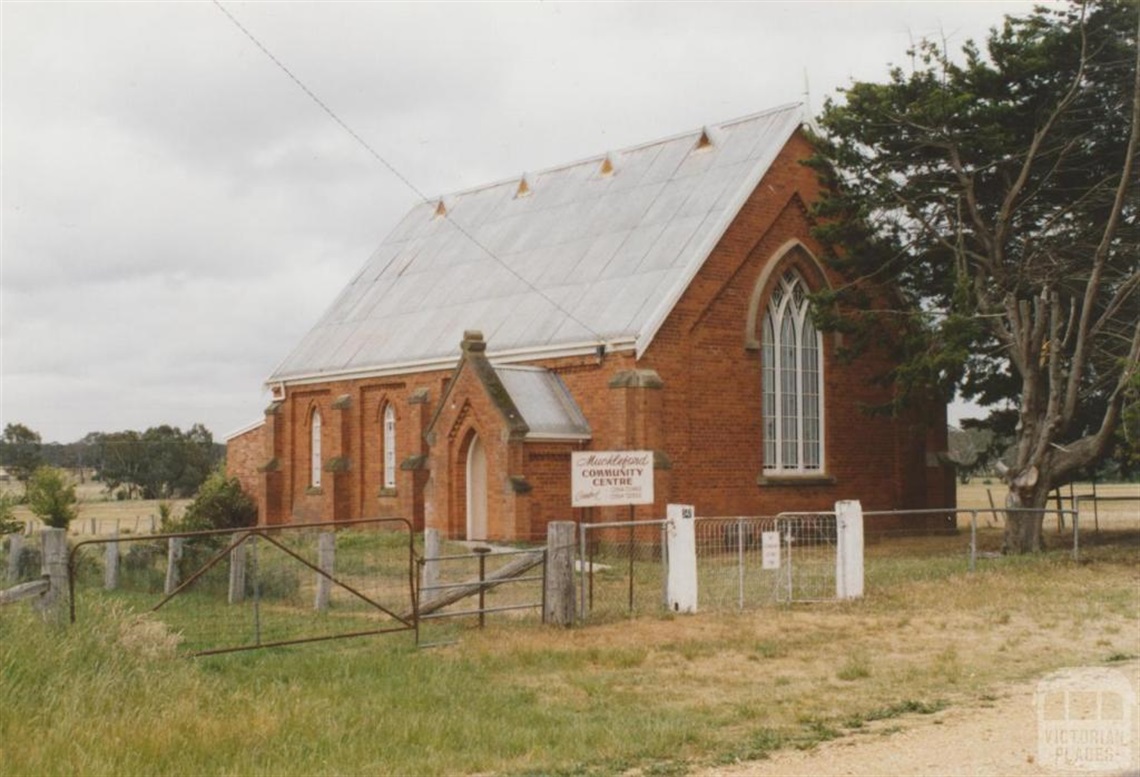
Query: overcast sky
2,1,1039,444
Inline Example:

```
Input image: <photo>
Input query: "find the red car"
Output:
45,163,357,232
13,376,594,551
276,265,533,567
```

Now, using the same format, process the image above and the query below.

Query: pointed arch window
762,270,823,473
310,409,323,489
383,404,397,490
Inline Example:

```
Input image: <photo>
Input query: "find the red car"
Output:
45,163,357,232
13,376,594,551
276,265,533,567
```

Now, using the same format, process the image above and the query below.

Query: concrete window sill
756,474,836,487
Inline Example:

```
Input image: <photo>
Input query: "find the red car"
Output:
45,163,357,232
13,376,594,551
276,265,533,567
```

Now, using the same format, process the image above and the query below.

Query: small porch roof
493,365,591,441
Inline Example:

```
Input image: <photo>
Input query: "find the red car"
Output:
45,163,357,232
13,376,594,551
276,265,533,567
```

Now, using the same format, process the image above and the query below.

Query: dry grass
2,502,1138,775
957,479,1138,515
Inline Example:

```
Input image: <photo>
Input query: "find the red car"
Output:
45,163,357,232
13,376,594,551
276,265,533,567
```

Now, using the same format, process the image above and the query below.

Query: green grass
2,529,1137,776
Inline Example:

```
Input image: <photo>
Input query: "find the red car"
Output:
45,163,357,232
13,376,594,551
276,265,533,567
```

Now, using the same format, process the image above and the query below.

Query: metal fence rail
861,507,1079,570
415,546,546,647
1073,494,1140,560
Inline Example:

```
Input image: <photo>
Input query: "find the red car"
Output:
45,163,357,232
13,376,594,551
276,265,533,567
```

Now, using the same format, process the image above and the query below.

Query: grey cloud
2,1,1040,442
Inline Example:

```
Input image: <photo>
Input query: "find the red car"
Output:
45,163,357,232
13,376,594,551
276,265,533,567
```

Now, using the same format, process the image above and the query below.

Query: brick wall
229,129,953,537
224,422,264,502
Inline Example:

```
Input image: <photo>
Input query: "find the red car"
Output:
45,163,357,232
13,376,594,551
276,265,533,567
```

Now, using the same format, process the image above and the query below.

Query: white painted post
421,528,440,599
164,537,183,595
665,504,698,613
228,539,247,604
544,522,576,626
7,533,24,583
104,529,119,590
314,531,334,611
835,500,864,600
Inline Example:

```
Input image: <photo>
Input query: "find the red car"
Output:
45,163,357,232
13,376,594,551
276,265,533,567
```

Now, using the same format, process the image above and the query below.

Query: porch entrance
466,433,488,540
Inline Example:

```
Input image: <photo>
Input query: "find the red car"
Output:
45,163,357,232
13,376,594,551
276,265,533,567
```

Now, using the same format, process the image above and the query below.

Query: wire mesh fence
5,490,1134,645
68,519,417,655
692,513,840,608
577,521,667,622
773,513,838,603
692,517,777,611
579,513,841,620
573,501,1140,621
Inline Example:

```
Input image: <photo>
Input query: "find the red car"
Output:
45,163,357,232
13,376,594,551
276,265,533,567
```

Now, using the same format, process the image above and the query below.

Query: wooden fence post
37,528,68,624
421,528,440,599
7,533,24,584
104,529,119,591
314,531,334,611
544,521,576,627
164,537,183,595
228,539,247,604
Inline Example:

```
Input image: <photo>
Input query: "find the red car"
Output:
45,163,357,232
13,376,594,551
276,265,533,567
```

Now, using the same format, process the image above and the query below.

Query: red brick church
227,103,954,540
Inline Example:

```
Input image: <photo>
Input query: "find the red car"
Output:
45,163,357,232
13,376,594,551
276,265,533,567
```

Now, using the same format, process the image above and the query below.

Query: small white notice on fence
761,531,780,570
571,450,654,507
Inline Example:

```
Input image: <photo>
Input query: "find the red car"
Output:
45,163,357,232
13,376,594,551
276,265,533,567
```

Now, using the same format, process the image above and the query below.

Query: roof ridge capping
424,102,806,204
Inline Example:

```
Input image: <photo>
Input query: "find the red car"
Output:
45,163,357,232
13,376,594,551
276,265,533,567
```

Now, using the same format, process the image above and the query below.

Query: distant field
5,478,191,536
956,480,1139,530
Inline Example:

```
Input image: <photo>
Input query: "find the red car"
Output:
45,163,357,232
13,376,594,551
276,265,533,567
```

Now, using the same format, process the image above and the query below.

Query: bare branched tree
810,0,1139,552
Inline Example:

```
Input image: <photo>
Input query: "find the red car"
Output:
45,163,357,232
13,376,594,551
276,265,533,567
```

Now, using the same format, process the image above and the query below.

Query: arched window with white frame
310,408,322,489
383,404,397,490
762,269,823,473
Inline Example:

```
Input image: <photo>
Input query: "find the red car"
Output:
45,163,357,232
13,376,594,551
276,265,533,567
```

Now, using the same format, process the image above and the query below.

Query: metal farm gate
69,518,418,656
693,513,838,608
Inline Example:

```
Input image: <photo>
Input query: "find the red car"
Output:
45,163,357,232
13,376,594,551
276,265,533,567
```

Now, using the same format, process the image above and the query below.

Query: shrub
178,471,256,533
26,467,78,529
0,493,22,535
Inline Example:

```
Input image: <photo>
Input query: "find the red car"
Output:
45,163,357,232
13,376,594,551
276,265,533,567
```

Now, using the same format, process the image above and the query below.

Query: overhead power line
211,1,604,342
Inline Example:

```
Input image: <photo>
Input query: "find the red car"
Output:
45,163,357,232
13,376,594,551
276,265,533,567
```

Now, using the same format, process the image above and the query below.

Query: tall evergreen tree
810,1,1139,552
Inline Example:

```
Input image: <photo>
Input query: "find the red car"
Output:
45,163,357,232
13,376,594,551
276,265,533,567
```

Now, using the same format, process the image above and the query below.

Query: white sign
761,531,780,570
571,450,654,507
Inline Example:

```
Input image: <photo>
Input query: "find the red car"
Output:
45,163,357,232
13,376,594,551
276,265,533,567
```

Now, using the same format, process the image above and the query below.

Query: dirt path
702,661,1140,777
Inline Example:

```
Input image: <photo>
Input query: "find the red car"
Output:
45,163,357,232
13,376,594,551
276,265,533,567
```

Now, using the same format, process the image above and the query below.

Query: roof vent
433,199,448,218
600,154,615,176
515,175,532,198
695,126,719,150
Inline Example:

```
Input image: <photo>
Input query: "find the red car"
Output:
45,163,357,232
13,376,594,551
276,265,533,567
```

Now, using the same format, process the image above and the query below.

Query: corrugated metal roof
494,366,591,440
270,103,806,383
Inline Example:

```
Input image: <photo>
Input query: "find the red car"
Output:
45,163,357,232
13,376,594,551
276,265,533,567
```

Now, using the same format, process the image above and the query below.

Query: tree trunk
1002,465,1049,554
